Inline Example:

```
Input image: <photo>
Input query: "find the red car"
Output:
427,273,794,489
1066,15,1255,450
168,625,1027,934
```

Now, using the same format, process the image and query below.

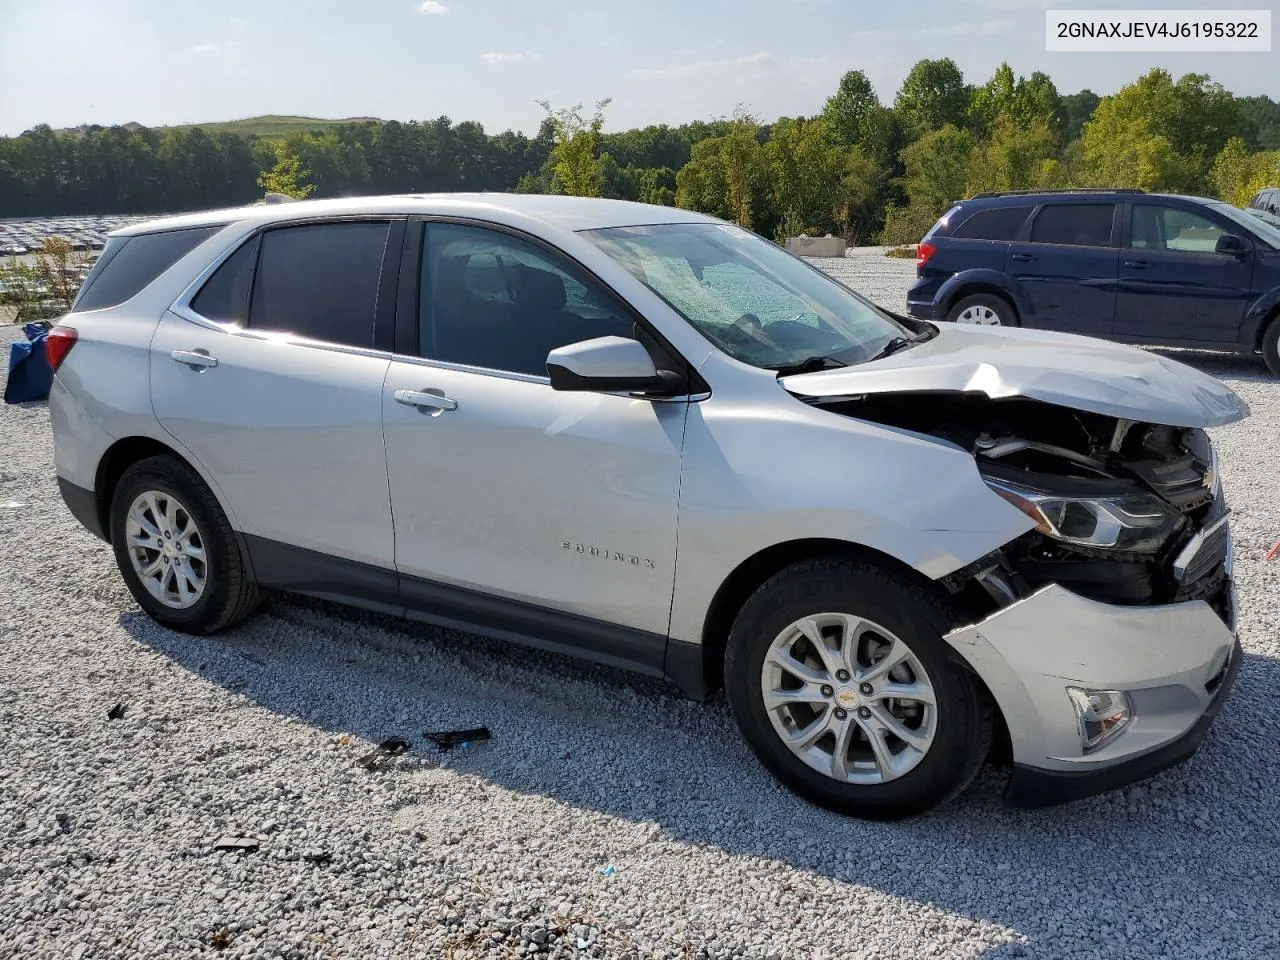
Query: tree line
2,60,1279,245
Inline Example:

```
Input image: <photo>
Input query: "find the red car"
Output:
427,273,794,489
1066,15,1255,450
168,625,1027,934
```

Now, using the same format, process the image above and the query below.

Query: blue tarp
4,322,54,404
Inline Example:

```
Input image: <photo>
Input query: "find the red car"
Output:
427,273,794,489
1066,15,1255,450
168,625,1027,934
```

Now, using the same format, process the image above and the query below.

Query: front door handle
1010,253,1033,262
1124,259,1150,269
171,349,218,370
394,388,458,413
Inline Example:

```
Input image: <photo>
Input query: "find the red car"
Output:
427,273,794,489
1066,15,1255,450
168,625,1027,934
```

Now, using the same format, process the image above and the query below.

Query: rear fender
936,270,1028,321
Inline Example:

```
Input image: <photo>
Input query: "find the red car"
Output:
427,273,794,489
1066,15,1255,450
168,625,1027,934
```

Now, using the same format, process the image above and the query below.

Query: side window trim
394,215,695,386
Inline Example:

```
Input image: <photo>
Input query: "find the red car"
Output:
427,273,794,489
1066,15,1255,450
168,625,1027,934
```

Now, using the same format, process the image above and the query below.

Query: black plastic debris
424,727,491,750
357,737,412,770
55,813,71,834
213,836,260,853
303,850,333,864
106,703,126,721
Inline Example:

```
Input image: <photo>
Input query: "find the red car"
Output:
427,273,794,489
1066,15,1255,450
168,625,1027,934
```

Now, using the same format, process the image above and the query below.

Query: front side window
582,222,911,370
420,223,635,377
1209,201,1280,250
1029,204,1115,247
1130,205,1228,253
190,222,390,347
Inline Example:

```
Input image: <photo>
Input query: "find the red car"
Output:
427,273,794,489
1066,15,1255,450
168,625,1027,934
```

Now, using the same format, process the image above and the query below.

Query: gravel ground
2,259,1279,959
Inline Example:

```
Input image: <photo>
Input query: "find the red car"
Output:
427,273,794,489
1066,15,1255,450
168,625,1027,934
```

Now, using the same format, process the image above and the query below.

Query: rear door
151,218,404,573
1005,202,1119,336
1114,202,1255,344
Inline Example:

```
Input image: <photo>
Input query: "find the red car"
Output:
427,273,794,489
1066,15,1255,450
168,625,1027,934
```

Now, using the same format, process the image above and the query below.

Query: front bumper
905,298,937,321
945,580,1239,808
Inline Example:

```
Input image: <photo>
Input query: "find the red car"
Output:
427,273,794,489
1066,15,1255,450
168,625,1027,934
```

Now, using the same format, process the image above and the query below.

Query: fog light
1066,687,1132,753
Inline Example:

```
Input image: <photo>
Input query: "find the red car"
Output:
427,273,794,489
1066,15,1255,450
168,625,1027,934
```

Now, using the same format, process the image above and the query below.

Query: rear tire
1262,318,1280,377
724,559,991,820
109,455,258,633
946,293,1016,327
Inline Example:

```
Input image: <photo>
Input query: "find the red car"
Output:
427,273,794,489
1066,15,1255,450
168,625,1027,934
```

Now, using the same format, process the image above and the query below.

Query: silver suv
49,195,1247,819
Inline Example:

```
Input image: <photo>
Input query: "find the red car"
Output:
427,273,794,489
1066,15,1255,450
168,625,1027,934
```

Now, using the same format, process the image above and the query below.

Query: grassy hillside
168,115,384,137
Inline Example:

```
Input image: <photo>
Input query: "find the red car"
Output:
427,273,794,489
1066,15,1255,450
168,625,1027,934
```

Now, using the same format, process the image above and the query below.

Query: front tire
946,292,1016,327
109,455,258,633
724,559,991,820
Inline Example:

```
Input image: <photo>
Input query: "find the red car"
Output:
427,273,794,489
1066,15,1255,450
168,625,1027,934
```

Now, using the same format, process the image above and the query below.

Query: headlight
984,476,1181,554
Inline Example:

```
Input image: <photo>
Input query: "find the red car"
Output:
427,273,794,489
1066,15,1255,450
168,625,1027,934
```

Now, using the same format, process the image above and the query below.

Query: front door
151,219,401,571
382,221,688,655
1005,201,1119,336
1114,203,1256,344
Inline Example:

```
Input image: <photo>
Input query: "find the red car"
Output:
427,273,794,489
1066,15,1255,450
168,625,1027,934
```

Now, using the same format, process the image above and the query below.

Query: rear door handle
171,349,218,369
1124,260,1150,269
1009,253,1033,262
394,388,457,413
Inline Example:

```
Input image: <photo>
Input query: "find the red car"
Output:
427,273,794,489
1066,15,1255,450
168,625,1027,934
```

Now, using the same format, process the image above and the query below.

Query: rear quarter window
950,206,1034,241
73,226,220,312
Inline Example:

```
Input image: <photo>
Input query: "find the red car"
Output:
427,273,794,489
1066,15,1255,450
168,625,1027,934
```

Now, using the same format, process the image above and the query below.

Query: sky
0,0,1276,137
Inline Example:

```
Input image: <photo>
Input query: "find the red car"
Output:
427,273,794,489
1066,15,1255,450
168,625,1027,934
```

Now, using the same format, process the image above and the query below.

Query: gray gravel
2,259,1279,959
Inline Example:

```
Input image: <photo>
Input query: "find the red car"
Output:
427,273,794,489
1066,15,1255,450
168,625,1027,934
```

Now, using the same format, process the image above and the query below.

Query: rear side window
74,226,219,311
1029,204,1115,247
951,206,1033,241
189,221,391,347
250,222,389,347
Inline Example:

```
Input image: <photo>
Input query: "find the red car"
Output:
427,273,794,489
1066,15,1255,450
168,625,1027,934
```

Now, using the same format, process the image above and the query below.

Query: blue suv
907,189,1280,376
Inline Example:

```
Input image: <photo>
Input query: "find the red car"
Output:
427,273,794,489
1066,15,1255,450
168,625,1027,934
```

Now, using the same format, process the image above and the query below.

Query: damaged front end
815,392,1234,630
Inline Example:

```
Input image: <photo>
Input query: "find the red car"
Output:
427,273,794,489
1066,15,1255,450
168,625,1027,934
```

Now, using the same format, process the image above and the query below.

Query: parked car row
0,215,150,256
907,188,1280,375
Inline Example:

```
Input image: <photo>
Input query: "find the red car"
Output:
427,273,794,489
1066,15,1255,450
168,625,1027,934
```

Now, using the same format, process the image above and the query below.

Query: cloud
480,51,543,64
191,41,241,55
418,1,449,13
626,52,780,82
229,17,246,30
922,18,1015,36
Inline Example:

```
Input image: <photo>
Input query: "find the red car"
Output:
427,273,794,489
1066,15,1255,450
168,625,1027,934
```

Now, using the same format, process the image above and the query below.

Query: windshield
582,222,912,370
1210,202,1280,249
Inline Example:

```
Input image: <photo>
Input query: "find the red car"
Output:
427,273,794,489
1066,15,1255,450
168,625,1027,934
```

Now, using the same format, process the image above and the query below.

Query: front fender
666,389,1035,645
935,269,1030,320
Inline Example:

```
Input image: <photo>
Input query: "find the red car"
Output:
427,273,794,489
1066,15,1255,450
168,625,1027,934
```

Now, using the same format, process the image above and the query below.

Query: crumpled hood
781,324,1250,427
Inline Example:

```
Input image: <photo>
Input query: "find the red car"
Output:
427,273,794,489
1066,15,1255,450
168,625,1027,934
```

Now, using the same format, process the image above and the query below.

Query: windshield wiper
865,333,928,363
767,355,848,375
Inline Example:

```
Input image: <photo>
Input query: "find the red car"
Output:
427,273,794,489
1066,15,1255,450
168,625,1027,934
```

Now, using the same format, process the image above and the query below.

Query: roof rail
967,188,1146,199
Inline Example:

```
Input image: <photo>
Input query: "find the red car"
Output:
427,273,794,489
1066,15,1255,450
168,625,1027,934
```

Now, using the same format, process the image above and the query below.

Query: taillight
916,241,937,270
45,325,78,371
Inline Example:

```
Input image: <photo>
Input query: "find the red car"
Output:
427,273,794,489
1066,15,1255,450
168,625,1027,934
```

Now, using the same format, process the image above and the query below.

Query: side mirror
1215,234,1248,258
546,336,677,394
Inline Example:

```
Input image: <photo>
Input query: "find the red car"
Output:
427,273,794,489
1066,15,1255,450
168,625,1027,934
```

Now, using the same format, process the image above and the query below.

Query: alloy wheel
124,490,208,610
760,613,937,784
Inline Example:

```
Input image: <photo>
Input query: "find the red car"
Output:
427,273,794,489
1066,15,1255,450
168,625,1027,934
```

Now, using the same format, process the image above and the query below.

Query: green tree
1061,90,1100,142
538,98,612,197
1081,69,1240,193
821,70,880,147
967,115,1062,195
1210,137,1280,206
881,124,973,245
675,112,768,229
256,140,315,198
894,58,970,140
969,65,1064,139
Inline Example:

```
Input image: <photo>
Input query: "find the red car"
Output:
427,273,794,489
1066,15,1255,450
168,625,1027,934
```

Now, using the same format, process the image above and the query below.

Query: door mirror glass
1214,234,1248,257
547,336,671,393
